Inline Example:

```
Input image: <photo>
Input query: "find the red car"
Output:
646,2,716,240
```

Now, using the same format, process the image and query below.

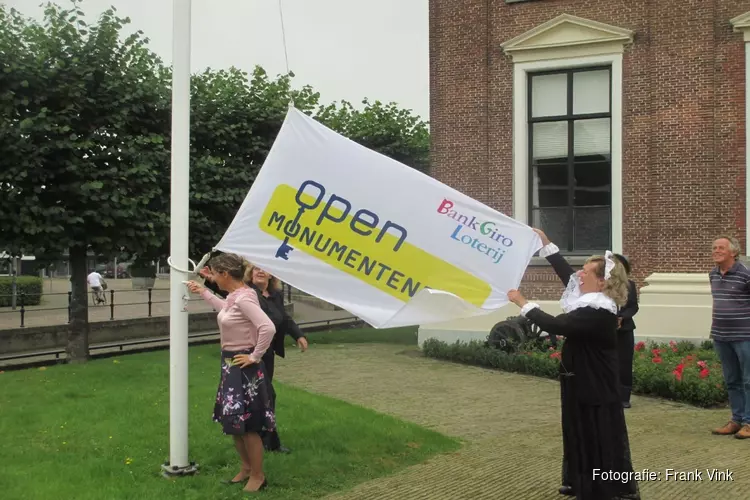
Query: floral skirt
213,349,277,436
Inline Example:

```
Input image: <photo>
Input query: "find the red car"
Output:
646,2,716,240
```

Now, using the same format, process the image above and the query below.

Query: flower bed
422,337,728,408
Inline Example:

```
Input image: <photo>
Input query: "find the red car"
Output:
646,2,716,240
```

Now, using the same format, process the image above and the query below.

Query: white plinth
634,273,712,344
417,273,714,348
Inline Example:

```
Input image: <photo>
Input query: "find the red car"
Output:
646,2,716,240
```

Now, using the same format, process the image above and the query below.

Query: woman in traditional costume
613,253,639,409
507,229,640,500
246,264,308,453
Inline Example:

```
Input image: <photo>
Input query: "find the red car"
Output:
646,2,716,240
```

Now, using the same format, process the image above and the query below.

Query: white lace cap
604,251,615,280
559,272,617,315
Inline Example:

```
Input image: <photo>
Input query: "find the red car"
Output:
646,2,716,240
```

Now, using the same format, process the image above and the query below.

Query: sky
6,0,430,120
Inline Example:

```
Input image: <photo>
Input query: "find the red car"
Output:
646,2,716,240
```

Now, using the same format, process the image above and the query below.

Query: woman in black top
507,229,640,500
613,254,639,408
200,260,308,453
246,264,308,453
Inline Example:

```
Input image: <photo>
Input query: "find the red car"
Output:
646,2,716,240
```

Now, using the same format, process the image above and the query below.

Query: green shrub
422,338,560,381
632,340,727,408
0,276,43,307
422,337,728,409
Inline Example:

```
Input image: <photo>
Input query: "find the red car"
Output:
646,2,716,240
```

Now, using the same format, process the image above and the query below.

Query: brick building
419,1,750,344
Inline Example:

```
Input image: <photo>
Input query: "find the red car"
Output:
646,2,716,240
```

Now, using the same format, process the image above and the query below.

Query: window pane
574,118,610,156
531,73,567,117
573,69,610,114
574,156,610,206
574,207,610,251
532,164,568,208
532,207,569,250
532,121,568,160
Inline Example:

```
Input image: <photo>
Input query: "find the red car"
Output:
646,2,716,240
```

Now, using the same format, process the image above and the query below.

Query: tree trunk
67,245,90,363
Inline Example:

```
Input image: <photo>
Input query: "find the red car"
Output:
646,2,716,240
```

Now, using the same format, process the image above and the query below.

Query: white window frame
512,54,623,253
732,11,750,256
500,14,633,254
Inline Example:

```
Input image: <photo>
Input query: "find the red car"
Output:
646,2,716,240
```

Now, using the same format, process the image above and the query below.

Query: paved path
275,344,749,500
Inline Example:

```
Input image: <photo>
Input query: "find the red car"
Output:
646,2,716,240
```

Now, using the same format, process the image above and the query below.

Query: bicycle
91,286,107,306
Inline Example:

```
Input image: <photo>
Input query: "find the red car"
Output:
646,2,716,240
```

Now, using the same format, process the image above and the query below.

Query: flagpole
162,0,197,477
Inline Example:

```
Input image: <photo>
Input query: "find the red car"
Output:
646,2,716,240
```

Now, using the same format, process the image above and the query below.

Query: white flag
215,107,542,328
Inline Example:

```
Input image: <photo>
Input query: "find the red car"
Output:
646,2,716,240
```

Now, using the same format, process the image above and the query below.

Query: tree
317,99,430,173
186,67,322,256
0,1,430,363
0,2,171,361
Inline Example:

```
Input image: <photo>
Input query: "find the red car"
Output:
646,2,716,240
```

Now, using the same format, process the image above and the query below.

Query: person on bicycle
87,269,106,304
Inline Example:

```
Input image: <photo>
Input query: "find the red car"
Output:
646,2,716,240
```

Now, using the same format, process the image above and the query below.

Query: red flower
673,363,685,381
652,357,663,364
550,352,561,360
634,341,646,352
651,348,662,356
669,340,677,347
700,368,710,379
549,346,556,351
697,360,707,369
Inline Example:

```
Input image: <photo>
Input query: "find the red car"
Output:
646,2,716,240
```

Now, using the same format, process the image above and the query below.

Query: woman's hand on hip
233,354,258,368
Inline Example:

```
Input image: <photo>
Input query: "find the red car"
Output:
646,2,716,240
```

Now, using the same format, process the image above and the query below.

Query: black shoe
559,485,575,496
622,401,631,409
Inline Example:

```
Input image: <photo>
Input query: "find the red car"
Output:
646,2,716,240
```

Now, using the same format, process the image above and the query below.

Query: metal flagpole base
161,461,199,478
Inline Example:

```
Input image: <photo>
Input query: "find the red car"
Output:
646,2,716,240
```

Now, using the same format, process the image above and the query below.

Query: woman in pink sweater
185,253,276,493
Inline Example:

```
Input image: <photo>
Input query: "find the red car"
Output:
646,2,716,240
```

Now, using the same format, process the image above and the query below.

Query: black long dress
617,280,639,405
530,251,640,500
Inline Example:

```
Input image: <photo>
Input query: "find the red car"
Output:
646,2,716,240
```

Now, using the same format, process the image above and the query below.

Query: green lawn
297,325,418,346
0,330,457,500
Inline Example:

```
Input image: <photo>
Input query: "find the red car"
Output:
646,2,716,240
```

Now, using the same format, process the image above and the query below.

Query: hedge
0,276,43,307
422,337,728,409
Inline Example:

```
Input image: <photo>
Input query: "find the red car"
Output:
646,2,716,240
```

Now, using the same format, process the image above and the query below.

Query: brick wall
430,0,749,300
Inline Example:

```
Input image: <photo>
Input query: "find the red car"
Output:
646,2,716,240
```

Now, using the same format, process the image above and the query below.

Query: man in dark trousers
614,254,639,409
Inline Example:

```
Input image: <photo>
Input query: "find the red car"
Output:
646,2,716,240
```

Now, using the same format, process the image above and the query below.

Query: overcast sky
6,0,429,120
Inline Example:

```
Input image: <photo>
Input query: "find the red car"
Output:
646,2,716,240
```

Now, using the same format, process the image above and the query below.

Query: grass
297,325,418,346
0,333,457,500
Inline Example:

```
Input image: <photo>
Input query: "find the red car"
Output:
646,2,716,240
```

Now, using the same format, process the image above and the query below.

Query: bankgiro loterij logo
436,198,514,264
